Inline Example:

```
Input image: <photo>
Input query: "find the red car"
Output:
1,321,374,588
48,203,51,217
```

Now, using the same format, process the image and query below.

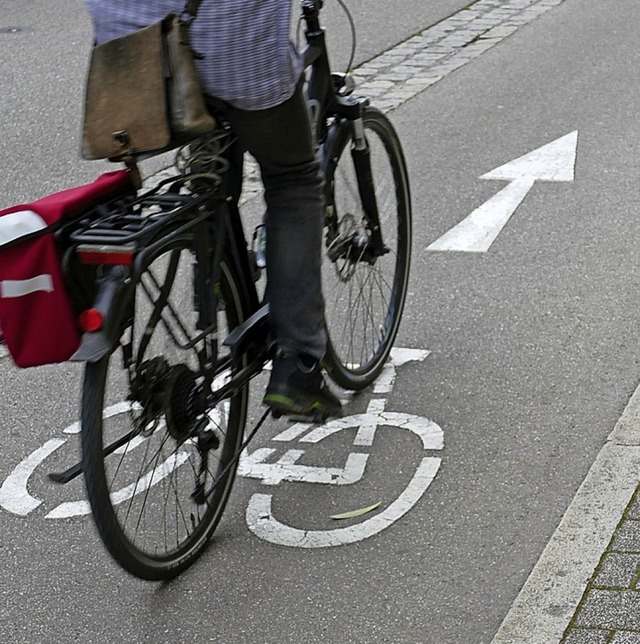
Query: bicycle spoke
82,246,249,579
322,108,411,389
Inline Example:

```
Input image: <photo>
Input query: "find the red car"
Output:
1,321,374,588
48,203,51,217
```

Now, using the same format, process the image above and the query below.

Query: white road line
427,131,578,253
491,384,640,643
238,448,370,487
62,400,136,434
354,399,387,446
245,456,442,548
428,177,536,253
0,438,66,516
300,412,444,451
45,451,191,519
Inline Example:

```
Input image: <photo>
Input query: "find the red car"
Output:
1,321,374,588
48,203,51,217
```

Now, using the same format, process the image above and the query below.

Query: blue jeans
220,84,327,360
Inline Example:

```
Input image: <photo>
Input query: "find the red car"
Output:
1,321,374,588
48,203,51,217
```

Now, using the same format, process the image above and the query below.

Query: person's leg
224,84,341,418
225,84,325,359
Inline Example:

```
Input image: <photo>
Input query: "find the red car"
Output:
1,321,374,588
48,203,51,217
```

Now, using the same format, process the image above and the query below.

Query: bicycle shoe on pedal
263,353,343,421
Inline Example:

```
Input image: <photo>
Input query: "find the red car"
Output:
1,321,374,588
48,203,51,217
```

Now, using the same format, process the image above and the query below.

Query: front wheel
81,247,249,580
321,107,412,390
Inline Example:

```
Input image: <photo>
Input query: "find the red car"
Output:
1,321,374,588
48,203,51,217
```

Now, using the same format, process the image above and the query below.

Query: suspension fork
339,99,386,256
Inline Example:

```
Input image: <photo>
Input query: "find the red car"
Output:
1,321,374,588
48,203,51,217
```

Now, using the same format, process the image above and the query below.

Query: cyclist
83,0,342,420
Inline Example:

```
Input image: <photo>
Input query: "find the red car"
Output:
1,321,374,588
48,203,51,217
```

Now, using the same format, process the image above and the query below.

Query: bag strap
183,0,204,20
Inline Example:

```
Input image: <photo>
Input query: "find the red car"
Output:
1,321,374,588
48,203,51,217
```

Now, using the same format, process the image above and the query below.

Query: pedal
270,410,327,424
223,303,269,360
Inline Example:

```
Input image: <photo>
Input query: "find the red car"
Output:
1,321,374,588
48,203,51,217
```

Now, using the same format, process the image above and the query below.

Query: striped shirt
83,0,302,111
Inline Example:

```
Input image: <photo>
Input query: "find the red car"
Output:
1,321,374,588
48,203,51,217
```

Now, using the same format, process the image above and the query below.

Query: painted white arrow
427,131,578,253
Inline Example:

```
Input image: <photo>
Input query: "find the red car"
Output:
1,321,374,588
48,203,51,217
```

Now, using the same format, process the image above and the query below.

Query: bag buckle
112,130,131,151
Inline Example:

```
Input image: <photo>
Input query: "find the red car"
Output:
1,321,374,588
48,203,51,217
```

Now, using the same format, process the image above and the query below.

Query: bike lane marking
0,347,438,535
241,348,444,548
243,413,443,548
246,457,442,548
0,438,66,516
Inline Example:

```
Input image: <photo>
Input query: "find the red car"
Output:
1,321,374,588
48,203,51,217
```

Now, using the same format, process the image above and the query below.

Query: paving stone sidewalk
147,0,568,197
562,485,640,643
351,0,566,112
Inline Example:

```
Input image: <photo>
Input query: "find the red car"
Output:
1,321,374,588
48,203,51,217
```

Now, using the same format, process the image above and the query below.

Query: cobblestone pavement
147,0,567,203
352,0,565,112
562,485,640,643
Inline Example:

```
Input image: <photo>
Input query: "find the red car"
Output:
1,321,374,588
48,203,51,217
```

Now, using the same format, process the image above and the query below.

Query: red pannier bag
0,170,133,367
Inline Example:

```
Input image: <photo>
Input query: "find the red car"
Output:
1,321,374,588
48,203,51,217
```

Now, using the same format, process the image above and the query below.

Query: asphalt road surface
2,0,640,642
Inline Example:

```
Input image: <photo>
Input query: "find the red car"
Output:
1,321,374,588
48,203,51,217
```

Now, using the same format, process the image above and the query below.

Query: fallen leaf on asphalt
330,502,382,520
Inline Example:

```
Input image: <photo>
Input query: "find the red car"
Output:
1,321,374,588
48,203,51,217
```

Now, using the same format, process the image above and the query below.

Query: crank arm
48,429,137,485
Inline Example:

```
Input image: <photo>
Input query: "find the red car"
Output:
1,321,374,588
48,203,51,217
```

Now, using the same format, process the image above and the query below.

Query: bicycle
52,0,412,580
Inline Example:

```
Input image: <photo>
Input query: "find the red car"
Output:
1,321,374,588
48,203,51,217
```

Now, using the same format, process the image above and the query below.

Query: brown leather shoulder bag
82,1,215,160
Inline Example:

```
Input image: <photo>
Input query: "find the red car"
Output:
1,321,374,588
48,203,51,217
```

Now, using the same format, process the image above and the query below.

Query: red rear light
78,308,104,332
77,244,135,266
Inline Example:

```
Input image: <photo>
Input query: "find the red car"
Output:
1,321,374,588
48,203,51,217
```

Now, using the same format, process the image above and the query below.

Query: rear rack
68,175,218,247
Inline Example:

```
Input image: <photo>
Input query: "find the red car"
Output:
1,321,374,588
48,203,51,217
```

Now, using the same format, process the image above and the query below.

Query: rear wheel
81,246,248,580
321,107,412,390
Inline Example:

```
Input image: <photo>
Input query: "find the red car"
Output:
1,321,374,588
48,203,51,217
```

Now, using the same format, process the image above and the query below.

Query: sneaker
263,354,343,420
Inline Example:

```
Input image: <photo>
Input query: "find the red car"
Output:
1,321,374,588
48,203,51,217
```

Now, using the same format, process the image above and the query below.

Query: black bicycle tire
81,254,250,580
321,106,412,390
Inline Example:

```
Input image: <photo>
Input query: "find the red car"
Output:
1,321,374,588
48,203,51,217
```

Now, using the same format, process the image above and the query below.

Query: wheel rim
85,250,246,569
322,115,410,381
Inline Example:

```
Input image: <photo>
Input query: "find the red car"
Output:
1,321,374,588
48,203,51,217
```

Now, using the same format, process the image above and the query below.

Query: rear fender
69,266,132,363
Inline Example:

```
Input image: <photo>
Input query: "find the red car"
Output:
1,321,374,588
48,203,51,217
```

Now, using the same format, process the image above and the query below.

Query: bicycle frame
68,0,384,407
50,0,389,489
302,0,387,257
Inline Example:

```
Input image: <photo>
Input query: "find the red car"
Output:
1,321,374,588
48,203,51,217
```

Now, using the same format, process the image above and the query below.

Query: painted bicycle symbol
0,348,444,546
239,348,444,547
